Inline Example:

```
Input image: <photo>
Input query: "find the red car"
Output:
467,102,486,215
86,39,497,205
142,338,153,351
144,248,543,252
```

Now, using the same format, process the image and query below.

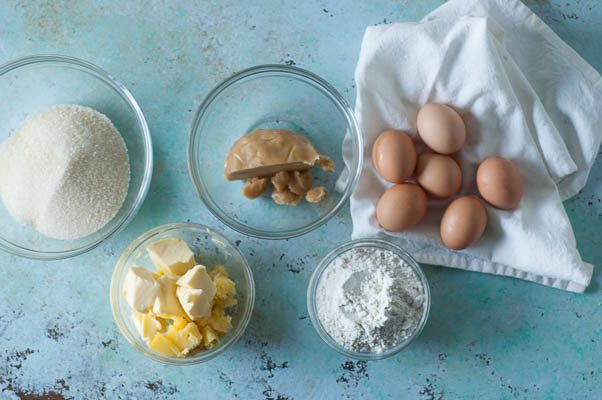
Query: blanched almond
241,177,269,199
306,186,326,203
289,170,313,195
272,189,301,206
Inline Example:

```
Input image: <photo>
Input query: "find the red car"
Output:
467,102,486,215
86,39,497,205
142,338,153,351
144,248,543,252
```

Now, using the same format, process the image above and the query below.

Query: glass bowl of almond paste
188,64,363,239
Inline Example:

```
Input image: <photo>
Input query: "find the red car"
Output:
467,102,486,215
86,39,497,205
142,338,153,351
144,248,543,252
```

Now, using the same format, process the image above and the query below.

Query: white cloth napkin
348,0,602,292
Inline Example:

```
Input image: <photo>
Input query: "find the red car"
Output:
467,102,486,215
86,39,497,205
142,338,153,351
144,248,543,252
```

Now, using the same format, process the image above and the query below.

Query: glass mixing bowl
307,239,431,361
110,223,255,365
188,64,363,239
0,55,152,259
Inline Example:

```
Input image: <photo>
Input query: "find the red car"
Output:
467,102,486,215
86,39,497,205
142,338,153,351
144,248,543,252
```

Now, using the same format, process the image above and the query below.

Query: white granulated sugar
0,104,130,240
316,246,426,353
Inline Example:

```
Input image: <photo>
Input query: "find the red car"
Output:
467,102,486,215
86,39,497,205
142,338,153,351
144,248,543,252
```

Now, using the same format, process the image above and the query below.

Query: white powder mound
0,104,130,240
316,246,426,353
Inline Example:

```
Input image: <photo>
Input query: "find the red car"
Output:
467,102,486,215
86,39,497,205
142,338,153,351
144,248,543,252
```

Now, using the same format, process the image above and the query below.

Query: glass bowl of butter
110,223,255,365
188,64,363,239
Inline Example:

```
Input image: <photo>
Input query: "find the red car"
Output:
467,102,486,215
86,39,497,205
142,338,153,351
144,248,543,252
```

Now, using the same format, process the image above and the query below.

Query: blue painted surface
0,1,600,399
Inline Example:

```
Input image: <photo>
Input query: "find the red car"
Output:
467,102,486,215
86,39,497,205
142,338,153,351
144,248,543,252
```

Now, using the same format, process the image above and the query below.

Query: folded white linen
426,0,602,200
348,0,601,292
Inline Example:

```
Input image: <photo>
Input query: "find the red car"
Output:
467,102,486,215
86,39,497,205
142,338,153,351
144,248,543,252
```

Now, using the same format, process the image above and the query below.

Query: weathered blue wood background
0,1,600,399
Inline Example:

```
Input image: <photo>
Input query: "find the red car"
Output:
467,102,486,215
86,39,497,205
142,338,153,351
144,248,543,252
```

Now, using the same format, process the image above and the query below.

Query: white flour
316,246,426,353
0,105,130,239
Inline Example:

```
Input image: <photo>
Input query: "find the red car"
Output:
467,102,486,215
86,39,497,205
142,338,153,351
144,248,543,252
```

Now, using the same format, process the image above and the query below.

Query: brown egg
476,156,524,210
415,153,462,198
417,103,466,154
440,196,487,250
372,130,416,183
376,184,427,231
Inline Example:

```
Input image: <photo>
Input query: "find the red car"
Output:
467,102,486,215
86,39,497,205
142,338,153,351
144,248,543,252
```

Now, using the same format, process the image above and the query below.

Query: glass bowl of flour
307,239,431,360
0,55,152,259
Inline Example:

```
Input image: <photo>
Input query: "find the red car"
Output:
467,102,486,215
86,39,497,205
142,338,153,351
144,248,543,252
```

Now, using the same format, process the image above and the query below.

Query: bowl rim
110,222,256,365
307,238,431,361
0,54,153,260
187,64,363,240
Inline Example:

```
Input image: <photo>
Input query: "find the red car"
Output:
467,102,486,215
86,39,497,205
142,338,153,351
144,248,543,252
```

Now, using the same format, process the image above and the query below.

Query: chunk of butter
165,323,203,355
197,305,232,333
123,266,159,312
199,324,219,348
177,265,217,298
153,275,186,318
171,316,190,330
147,238,195,276
131,311,164,342
213,274,236,301
176,286,213,320
149,333,180,357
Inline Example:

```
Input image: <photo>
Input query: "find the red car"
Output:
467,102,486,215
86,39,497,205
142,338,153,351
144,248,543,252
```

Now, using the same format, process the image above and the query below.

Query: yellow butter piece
155,314,190,329
200,324,219,348
214,296,238,308
147,238,196,276
153,275,186,318
165,323,203,355
171,316,190,330
214,274,236,301
131,311,164,342
177,265,216,296
122,266,159,313
155,316,168,332
149,333,180,357
207,305,232,333
176,286,213,320
209,265,228,279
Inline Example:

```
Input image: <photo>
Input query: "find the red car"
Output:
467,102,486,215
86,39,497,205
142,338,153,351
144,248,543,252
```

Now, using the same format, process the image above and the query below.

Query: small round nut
289,170,313,195
272,189,300,206
305,186,326,203
271,171,291,192
242,177,269,199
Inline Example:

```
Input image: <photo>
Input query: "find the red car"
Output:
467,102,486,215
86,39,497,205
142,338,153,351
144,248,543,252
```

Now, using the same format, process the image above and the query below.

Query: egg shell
376,184,427,231
417,103,466,154
476,156,524,210
440,196,487,250
415,153,462,198
372,130,417,183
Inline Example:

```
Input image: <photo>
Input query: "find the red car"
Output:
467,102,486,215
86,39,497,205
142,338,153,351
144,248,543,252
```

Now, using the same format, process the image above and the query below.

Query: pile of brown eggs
373,103,524,250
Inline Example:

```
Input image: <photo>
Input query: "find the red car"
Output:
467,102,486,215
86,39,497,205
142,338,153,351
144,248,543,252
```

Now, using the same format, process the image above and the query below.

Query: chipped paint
336,361,368,388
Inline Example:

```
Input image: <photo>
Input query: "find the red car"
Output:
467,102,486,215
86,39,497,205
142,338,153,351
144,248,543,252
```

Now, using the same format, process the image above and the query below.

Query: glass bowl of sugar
307,239,431,360
0,55,152,259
